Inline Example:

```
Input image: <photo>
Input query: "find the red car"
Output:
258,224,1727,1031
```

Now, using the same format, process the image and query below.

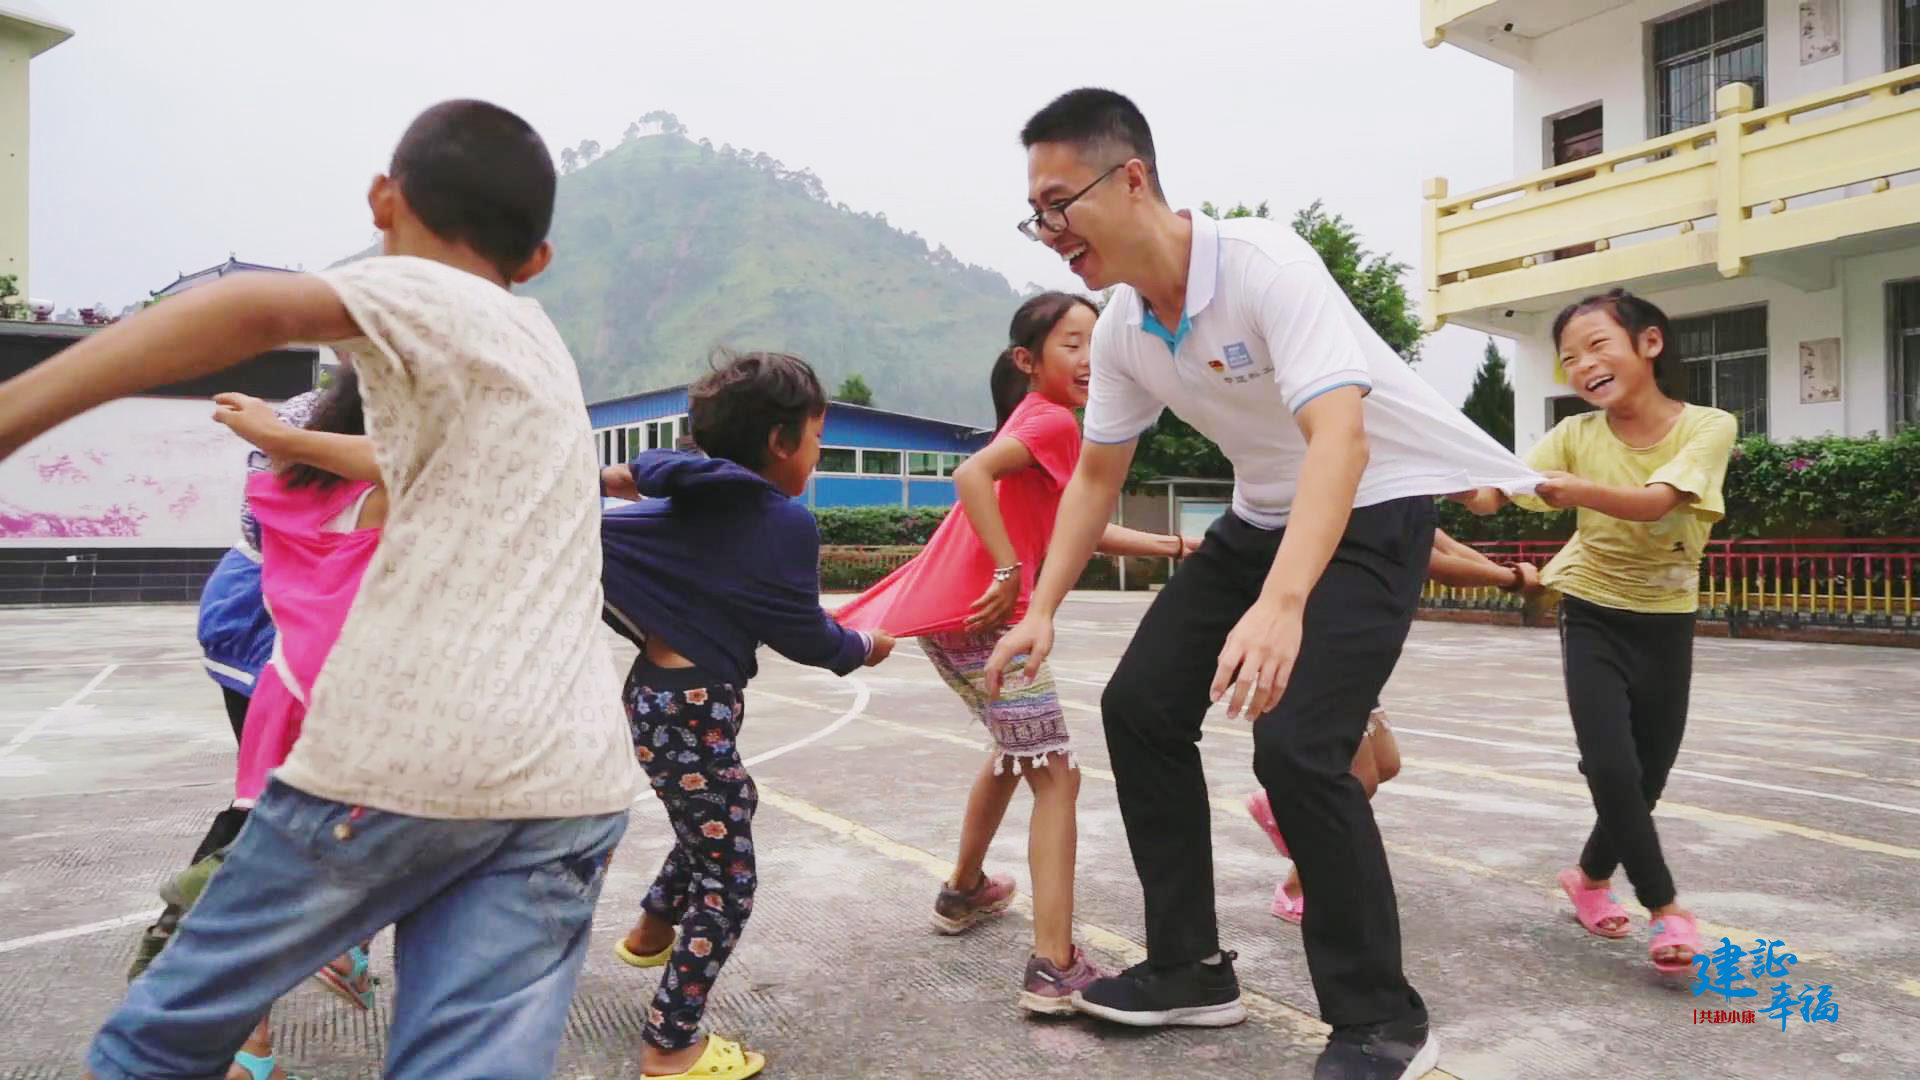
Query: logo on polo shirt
1224,342,1253,369
1207,359,1226,373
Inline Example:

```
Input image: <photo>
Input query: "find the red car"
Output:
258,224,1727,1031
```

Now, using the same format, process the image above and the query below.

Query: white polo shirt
1084,212,1541,528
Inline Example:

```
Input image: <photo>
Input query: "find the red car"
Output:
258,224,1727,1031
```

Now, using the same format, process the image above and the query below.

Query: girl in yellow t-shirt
1457,288,1736,976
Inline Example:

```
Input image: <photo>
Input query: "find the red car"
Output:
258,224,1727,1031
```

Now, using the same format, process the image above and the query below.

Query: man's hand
965,574,1020,633
1533,471,1590,510
983,616,1053,698
863,631,896,667
1211,597,1303,721
212,393,293,454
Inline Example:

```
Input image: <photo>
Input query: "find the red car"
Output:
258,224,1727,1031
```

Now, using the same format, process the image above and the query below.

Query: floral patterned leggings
625,658,757,1052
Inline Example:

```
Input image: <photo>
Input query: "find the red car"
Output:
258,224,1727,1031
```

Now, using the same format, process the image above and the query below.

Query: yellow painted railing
1423,67,1920,329
1421,540,1920,629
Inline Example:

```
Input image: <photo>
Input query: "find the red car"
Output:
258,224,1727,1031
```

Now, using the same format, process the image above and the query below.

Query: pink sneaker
1020,946,1109,1015
932,872,1015,934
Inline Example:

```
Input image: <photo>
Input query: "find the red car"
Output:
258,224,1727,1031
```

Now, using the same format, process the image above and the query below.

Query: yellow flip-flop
613,933,674,968
647,1035,766,1079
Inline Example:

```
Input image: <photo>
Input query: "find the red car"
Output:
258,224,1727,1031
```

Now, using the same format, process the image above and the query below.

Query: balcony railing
1423,67,1920,330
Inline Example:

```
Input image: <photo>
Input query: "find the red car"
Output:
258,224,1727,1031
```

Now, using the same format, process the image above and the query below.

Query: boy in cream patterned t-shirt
0,101,636,1079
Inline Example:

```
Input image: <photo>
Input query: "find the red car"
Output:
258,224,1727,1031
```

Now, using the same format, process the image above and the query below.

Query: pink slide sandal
1246,790,1290,858
1270,881,1304,925
1649,912,1702,974
1558,868,1630,940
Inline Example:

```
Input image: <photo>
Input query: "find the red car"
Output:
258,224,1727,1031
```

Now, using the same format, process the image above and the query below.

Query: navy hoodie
600,450,870,686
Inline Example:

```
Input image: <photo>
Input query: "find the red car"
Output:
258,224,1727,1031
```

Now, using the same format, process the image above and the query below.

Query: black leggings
1558,595,1695,910
189,688,256,866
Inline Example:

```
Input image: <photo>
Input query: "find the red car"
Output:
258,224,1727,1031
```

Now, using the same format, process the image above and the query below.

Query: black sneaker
1313,1014,1440,1080
1070,952,1247,1027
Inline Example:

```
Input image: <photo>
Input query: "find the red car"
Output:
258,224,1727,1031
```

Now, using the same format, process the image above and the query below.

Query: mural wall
0,398,251,548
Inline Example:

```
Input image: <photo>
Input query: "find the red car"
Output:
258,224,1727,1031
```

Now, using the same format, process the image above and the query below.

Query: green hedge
817,428,1920,551
1721,428,1920,538
814,506,949,546
1438,427,1920,543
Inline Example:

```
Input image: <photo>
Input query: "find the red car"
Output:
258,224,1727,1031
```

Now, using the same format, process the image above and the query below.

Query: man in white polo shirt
984,89,1538,1080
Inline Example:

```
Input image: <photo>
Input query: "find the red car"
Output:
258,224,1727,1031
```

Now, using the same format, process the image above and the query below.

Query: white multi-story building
1420,0,1920,448
1,1,72,301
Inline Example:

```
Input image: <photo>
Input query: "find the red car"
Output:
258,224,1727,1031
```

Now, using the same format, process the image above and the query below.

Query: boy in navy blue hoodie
598,351,893,1080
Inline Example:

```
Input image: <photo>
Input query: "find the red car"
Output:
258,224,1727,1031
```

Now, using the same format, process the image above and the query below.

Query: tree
578,139,601,164
623,121,641,143
0,273,25,320
560,147,579,174
834,374,874,407
1461,337,1515,450
1128,199,1428,485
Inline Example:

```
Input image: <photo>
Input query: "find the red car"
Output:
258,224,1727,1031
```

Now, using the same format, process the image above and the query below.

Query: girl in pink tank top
222,370,385,803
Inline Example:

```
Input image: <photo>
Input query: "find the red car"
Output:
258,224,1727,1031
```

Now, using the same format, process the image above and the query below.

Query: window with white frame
1890,279,1920,432
1672,305,1769,437
861,450,903,476
907,452,941,477
1652,0,1766,136
817,447,858,474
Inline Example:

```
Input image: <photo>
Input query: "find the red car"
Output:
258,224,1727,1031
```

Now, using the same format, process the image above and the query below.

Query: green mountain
523,131,1023,425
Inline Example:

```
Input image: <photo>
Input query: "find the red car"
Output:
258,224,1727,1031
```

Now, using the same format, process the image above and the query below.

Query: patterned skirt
920,628,1073,774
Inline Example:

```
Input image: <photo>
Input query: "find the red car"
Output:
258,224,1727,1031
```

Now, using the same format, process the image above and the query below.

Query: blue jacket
197,546,274,695
600,451,869,686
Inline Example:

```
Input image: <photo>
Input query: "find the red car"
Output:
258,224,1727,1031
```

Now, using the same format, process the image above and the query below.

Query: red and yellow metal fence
1424,538,1920,630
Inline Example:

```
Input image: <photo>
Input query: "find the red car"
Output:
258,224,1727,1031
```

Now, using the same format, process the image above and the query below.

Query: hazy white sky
26,0,1517,402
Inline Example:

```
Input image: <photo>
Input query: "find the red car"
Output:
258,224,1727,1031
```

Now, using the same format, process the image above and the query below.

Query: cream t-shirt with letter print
271,256,639,820
1514,404,1738,614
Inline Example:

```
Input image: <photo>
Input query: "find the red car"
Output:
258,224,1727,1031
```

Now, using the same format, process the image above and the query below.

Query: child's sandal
1648,912,1702,973
614,932,675,968
1558,868,1630,940
1269,881,1304,925
650,1035,766,1080
311,944,376,1010
231,1050,280,1080
1246,790,1290,858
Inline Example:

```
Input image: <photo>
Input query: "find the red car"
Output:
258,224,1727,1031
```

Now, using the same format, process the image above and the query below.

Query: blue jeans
89,779,627,1080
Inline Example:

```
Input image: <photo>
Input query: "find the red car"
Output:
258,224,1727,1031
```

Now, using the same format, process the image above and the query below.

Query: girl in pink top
207,370,384,1079
838,293,1192,1014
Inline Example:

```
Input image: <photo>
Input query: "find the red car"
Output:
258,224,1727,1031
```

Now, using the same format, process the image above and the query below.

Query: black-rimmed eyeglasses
1017,163,1124,240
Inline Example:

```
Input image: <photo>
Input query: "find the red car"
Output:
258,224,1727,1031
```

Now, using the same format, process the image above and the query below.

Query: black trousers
1558,594,1694,911
1101,497,1434,1030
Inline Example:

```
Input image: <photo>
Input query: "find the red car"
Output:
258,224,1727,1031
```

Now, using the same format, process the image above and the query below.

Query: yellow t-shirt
1514,404,1738,614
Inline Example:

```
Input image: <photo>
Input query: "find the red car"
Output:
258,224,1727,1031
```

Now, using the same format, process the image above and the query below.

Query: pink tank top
233,470,381,800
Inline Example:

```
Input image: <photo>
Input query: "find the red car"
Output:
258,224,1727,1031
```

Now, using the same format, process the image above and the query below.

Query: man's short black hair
1021,88,1162,199
687,350,827,470
390,100,556,278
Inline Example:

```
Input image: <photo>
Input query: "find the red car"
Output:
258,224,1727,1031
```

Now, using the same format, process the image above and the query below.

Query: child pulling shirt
597,350,890,1080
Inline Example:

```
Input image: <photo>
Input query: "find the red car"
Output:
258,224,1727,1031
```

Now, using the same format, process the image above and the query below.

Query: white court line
0,663,119,760
0,912,153,956
1010,660,1920,815
1384,719,1920,818
0,657,198,674
0,673,873,955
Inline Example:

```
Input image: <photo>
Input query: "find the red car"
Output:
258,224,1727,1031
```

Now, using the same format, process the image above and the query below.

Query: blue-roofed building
588,386,992,508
